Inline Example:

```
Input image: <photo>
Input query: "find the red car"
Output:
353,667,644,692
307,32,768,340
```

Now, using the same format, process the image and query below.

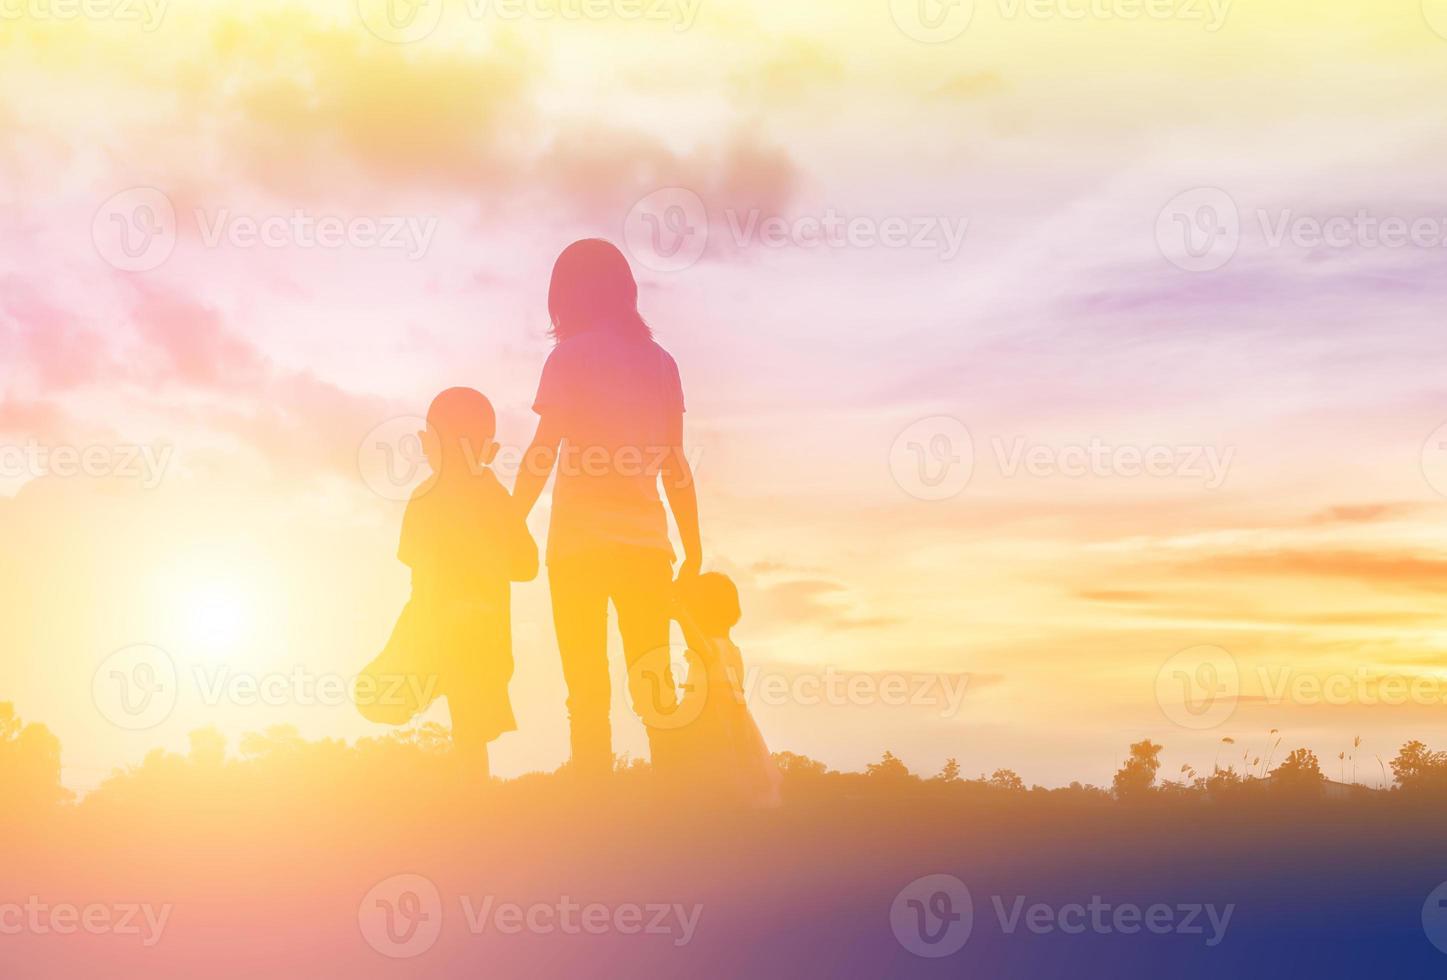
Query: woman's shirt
532,330,685,565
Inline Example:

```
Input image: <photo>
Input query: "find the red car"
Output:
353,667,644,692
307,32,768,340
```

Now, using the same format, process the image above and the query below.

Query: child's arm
672,593,715,661
504,493,539,583
397,494,443,611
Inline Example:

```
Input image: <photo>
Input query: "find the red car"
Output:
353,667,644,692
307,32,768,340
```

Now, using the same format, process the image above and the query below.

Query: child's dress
681,636,782,808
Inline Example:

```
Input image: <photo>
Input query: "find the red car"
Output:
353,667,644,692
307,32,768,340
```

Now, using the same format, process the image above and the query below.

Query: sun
179,578,259,658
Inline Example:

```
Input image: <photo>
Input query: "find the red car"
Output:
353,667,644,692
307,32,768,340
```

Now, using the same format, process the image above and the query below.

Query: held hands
676,552,702,582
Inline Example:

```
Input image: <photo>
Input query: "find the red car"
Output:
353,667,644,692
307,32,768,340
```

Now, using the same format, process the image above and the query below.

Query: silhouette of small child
674,573,782,808
358,387,537,781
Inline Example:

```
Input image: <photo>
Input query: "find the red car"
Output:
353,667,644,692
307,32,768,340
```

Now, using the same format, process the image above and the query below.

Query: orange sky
3,0,1447,791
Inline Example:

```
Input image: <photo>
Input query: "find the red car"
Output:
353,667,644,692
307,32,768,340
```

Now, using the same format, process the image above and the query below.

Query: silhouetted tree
1112,740,1162,800
866,751,913,781
0,702,72,810
1390,740,1447,793
189,728,227,769
772,752,829,780
986,768,1025,792
934,758,962,783
1270,747,1324,796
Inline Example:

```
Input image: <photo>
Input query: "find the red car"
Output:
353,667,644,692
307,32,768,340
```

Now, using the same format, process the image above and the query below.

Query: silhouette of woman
514,239,701,778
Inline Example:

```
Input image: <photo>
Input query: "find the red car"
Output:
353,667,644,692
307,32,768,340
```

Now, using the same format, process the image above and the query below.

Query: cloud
750,576,900,632
1187,549,1447,594
0,276,116,392
188,14,534,195
537,125,799,230
1077,590,1160,604
930,72,1006,101
1303,503,1421,526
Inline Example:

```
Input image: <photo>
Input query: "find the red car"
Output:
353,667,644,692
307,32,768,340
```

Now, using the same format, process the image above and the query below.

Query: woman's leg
548,556,614,776
612,549,679,764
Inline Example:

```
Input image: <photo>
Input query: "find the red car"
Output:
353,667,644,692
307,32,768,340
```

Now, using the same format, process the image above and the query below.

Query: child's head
678,572,741,637
423,387,497,476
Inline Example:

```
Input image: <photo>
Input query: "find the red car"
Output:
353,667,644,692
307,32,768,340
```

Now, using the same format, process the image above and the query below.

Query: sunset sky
3,0,1447,792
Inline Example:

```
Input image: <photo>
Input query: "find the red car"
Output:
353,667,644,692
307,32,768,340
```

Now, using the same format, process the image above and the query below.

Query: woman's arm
513,414,563,520
661,410,701,578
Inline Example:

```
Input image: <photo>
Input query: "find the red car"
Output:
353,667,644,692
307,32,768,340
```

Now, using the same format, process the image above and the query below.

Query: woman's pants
548,546,677,776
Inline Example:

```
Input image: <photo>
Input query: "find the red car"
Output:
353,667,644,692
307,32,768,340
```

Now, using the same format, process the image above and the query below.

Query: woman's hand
676,552,702,581
512,415,562,520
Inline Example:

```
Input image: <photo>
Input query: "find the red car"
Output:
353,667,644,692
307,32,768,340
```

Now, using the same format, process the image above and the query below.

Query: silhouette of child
359,387,537,780
674,573,782,808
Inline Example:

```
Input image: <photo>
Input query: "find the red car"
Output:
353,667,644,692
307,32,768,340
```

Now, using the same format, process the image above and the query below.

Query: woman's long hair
548,239,653,342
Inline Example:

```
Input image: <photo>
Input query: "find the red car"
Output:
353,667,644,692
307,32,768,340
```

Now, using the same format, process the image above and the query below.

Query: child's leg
448,691,491,782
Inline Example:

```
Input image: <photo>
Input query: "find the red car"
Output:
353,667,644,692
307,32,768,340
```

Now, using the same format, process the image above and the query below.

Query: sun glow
181,580,254,656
